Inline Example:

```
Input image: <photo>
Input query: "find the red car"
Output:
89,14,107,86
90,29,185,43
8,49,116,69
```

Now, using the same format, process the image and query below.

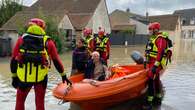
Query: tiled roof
149,14,179,31
1,0,102,31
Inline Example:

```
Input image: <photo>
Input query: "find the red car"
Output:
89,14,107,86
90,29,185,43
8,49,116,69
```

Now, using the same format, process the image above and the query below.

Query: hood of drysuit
26,25,46,36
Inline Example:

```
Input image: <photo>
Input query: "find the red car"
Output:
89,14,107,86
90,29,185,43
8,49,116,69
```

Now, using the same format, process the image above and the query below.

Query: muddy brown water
0,39,195,110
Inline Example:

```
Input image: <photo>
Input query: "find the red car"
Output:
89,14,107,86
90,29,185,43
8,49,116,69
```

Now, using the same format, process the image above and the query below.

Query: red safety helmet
148,22,160,30
98,27,105,36
28,18,46,29
83,28,92,36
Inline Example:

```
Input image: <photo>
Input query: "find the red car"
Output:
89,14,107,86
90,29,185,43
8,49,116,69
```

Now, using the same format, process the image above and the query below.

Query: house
129,16,149,35
149,14,181,42
173,8,195,39
109,9,149,45
109,9,149,35
0,0,111,49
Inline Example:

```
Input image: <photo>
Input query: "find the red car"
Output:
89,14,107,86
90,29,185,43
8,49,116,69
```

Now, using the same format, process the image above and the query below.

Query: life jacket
84,35,93,53
161,32,173,48
84,35,93,48
145,32,173,68
94,36,109,52
109,72,126,79
16,33,50,83
108,66,126,80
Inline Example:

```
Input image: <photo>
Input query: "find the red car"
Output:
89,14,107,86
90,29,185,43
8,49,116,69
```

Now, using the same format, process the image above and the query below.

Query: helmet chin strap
148,30,158,36
153,29,159,35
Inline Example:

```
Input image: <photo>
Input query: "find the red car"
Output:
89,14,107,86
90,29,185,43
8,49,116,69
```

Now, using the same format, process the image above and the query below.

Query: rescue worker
83,28,94,54
94,27,110,64
144,22,172,109
10,18,72,110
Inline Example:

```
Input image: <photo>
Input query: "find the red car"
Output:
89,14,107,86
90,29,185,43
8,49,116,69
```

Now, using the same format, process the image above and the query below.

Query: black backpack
19,34,47,65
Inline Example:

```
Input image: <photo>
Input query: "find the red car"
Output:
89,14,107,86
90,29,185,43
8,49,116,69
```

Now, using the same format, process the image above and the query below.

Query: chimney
146,12,149,20
126,8,130,13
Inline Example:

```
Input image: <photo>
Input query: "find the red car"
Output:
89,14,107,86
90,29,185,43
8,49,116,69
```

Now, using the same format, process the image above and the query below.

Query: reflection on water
1,40,195,110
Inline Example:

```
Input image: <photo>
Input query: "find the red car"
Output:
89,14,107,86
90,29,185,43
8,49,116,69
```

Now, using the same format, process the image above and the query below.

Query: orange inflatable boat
53,64,149,110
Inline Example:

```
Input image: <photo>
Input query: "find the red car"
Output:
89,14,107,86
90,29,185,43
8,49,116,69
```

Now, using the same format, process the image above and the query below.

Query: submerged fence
110,33,149,45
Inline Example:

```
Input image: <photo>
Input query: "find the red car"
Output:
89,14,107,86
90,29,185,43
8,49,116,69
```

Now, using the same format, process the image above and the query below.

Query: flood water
0,39,195,110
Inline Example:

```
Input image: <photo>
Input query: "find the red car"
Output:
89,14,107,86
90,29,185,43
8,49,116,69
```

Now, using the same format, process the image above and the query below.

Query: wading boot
142,96,153,110
142,101,152,110
153,93,162,105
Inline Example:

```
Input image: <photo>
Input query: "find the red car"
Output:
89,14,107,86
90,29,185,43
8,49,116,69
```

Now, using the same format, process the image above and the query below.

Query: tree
45,18,63,53
16,8,65,53
122,28,135,35
37,9,63,53
0,0,23,27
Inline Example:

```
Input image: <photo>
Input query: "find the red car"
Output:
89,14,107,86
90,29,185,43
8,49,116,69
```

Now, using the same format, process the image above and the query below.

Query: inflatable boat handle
58,99,68,105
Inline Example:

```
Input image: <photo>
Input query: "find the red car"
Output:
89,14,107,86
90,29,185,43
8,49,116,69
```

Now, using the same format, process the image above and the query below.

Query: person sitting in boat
71,38,89,75
84,51,110,81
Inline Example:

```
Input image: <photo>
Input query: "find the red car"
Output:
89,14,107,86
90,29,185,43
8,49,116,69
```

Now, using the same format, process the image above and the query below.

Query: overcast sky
1,0,195,16
106,0,195,15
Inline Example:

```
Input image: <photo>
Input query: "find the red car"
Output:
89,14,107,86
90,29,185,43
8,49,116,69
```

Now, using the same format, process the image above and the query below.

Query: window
190,17,195,25
181,18,186,25
193,30,195,38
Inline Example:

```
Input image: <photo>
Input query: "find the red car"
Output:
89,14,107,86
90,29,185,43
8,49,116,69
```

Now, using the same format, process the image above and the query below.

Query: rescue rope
58,84,72,105
58,100,67,105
